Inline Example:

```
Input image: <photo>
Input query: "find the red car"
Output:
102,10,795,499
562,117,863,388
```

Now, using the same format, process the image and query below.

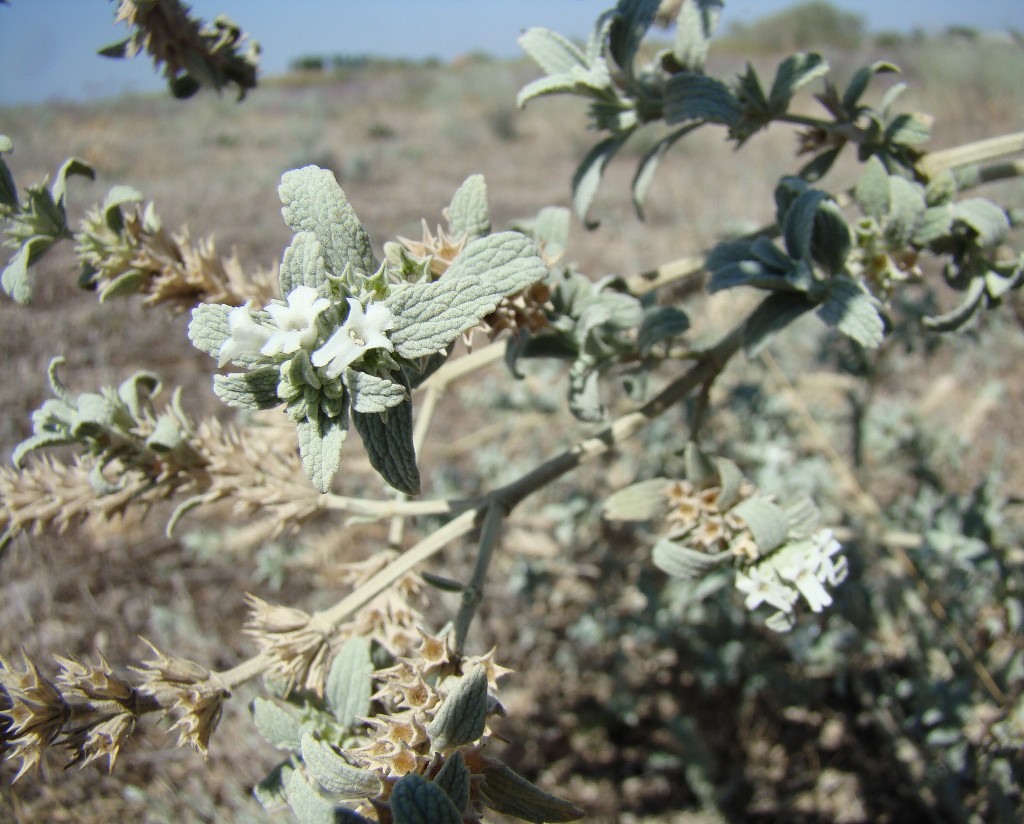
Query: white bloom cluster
734,529,848,631
217,287,396,377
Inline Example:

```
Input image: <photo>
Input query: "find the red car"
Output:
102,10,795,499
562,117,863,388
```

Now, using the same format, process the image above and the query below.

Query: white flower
735,566,798,614
312,298,396,379
217,304,272,366
757,529,848,614
261,285,330,357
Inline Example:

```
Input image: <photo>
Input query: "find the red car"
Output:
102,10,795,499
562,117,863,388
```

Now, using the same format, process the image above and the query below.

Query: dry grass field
2,28,1024,824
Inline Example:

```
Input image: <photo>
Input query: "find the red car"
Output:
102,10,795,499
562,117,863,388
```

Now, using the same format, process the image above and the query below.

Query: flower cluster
218,285,396,377
0,644,225,780
735,529,849,632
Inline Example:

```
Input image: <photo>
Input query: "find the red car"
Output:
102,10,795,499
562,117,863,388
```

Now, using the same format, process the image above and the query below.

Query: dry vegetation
2,30,1024,824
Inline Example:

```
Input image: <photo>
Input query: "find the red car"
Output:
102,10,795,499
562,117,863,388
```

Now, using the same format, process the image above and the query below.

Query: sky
1,1,1022,106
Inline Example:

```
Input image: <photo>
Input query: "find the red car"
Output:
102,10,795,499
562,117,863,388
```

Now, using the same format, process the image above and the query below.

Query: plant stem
453,501,505,653
918,130,1024,179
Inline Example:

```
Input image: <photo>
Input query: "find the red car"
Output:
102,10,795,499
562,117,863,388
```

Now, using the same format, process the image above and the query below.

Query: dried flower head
133,641,228,756
244,595,334,695
396,220,468,278
0,653,70,780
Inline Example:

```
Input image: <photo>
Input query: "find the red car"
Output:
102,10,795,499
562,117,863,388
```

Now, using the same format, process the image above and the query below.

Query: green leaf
351,400,420,495
713,456,746,511
885,112,931,147
843,61,899,112
427,665,488,751
324,637,373,730
387,233,547,358
433,751,471,814
345,370,407,415
632,124,700,218
884,176,926,247
816,275,885,348
731,497,789,554
608,0,659,72
571,134,630,229
798,145,843,183
297,405,350,494
742,292,816,357
810,200,851,274
188,304,232,359
446,174,490,240
953,199,1009,247
603,478,671,521
672,0,723,71
280,232,329,297
638,305,690,353
50,157,94,210
213,368,282,410
253,761,292,813
664,73,739,126
2,237,52,304
300,733,381,799
97,38,132,59
923,276,986,332
532,205,571,258
480,762,584,823
518,27,588,75
279,166,377,280
285,769,372,824
651,538,730,580
783,188,829,262
768,52,829,115
252,697,304,751
854,156,890,220
390,774,463,824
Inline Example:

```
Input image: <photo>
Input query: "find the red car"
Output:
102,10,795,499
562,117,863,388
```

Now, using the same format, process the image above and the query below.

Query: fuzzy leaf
768,52,829,114
672,0,723,71
817,275,885,348
352,400,419,495
731,497,789,553
810,200,851,273
297,405,350,493
325,636,373,730
433,750,471,814
603,478,671,521
252,697,303,751
345,370,407,414
390,774,463,824
884,176,926,247
2,237,53,304
854,156,890,220
446,174,490,240
279,166,376,279
783,188,829,262
742,292,816,357
50,157,94,209
664,73,739,126
572,135,629,229
843,61,898,111
713,456,746,511
300,733,381,799
953,199,1010,247
518,27,588,75
480,762,584,822
652,538,730,580
285,769,372,824
387,232,546,358
638,305,690,353
213,368,282,410
632,124,699,218
427,665,488,751
923,276,986,332
280,232,329,297
885,112,931,147
253,761,291,813
608,0,659,71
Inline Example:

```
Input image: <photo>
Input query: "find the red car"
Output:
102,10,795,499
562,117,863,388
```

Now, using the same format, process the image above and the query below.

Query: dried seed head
0,653,70,781
396,220,468,278
243,596,332,695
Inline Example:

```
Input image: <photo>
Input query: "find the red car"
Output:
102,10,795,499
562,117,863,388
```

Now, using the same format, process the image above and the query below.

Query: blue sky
1,1,1022,106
